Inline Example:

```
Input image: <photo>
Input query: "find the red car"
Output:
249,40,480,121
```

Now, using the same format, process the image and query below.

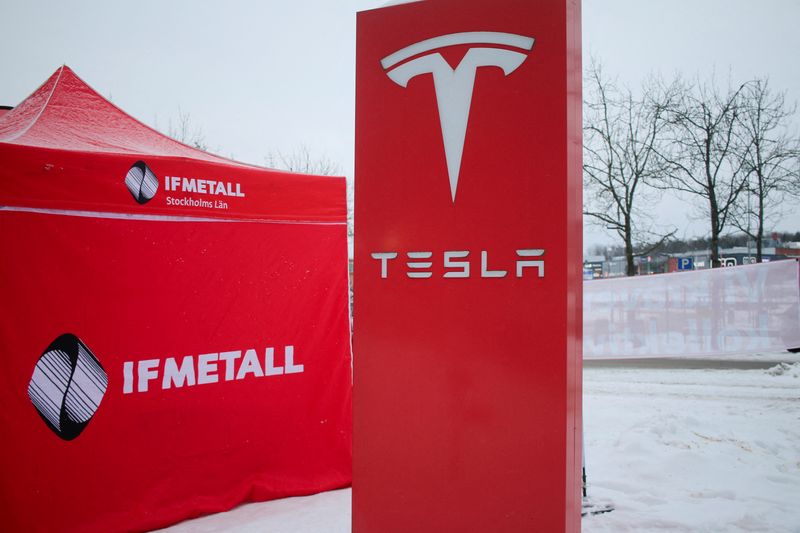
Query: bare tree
265,145,352,239
167,108,209,151
657,78,750,268
265,144,341,176
583,64,675,276
731,78,800,262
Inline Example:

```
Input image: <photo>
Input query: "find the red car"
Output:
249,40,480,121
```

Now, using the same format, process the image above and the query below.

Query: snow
158,356,800,532
157,488,351,533
583,360,800,532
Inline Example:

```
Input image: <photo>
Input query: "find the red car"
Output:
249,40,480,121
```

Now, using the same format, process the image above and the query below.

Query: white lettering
219,350,242,381
162,355,196,389
137,359,160,392
371,248,546,280
236,348,264,379
164,176,245,198
122,344,299,394
284,346,304,374
372,252,398,279
265,347,284,376
123,361,134,394
443,250,470,278
406,251,433,279
516,249,545,277
481,250,507,278
197,353,219,384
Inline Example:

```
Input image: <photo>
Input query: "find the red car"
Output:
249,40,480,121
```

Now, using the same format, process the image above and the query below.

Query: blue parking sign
677,257,694,271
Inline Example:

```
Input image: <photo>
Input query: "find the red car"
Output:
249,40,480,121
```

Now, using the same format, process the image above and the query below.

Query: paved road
584,356,797,370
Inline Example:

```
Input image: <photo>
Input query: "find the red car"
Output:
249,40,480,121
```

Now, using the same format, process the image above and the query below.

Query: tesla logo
382,31,535,202
371,248,545,279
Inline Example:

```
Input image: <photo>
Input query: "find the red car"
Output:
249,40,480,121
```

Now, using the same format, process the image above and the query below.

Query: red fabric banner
0,144,346,223
0,211,352,532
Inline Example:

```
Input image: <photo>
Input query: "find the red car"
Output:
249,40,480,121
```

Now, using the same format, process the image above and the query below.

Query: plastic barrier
584,260,800,359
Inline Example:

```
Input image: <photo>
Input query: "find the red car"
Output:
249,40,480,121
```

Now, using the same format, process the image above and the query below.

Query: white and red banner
354,1,582,531
584,260,800,359
0,67,352,532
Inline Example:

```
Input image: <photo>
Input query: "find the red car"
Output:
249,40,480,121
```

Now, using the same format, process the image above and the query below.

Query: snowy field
582,357,800,532
160,356,800,533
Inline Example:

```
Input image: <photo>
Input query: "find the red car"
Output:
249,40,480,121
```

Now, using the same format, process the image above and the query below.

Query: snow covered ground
158,488,351,533
582,358,800,532
159,355,800,532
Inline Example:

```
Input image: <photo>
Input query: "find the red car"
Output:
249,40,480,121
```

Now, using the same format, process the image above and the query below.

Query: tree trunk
756,198,765,262
624,220,636,276
710,202,721,268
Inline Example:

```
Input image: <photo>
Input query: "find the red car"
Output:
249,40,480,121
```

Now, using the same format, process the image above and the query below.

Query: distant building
584,242,796,279
776,242,800,258
583,255,604,279
668,247,791,271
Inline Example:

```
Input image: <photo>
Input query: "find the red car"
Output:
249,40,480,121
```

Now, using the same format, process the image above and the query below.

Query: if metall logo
381,32,534,202
27,334,108,441
125,160,159,204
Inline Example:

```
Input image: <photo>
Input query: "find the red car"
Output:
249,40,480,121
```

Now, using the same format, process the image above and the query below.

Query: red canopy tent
0,66,352,532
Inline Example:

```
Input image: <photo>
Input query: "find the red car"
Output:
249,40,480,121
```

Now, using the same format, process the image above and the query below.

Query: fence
584,259,800,359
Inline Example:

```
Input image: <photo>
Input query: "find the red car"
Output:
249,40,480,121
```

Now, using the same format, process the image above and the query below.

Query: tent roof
0,66,246,165
0,66,345,223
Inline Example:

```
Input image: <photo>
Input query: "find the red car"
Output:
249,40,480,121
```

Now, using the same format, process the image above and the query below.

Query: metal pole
746,176,752,262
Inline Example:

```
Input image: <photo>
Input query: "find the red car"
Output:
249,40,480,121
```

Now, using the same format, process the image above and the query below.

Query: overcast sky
2,0,799,251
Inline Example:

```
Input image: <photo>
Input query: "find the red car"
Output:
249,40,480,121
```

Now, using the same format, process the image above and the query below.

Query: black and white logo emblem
125,160,159,204
27,334,108,441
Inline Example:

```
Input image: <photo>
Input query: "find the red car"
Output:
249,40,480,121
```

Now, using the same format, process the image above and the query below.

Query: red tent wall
0,67,352,532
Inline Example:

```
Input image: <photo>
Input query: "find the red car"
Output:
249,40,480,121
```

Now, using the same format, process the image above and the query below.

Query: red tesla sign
354,1,582,531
